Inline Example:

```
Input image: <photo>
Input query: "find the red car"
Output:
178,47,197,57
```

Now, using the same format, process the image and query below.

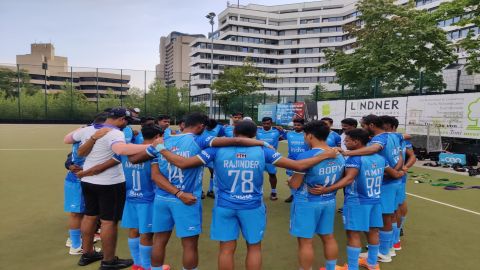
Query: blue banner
257,104,277,122
439,153,467,165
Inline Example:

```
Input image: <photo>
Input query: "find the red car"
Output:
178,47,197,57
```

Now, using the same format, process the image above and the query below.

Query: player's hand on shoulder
179,192,197,205
325,148,339,159
308,184,327,195
93,127,112,139
152,137,164,147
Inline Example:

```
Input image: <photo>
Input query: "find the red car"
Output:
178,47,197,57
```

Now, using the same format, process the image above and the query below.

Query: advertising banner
346,97,408,131
257,104,277,122
316,100,346,129
406,93,480,139
275,102,305,126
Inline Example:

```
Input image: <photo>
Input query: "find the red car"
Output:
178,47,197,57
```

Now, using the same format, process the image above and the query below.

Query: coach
64,108,153,269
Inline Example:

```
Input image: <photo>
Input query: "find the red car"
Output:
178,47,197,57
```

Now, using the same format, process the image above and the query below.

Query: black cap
108,107,140,122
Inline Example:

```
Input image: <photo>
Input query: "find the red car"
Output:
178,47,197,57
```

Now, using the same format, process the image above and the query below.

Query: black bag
466,153,478,166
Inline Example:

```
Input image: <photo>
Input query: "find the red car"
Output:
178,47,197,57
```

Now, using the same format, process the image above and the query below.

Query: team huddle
62,108,416,270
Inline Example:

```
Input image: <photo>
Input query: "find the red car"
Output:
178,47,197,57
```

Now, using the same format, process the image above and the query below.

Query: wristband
263,141,271,148
155,143,166,152
146,145,159,157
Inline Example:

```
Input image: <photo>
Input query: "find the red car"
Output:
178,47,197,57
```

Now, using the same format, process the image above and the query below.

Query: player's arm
76,157,121,178
111,142,150,156
158,149,204,169
288,172,305,190
77,128,112,157
402,133,412,140
341,144,382,156
384,166,405,179
274,148,338,171
309,168,358,195
404,148,416,170
151,163,197,205
64,128,81,144
393,153,404,171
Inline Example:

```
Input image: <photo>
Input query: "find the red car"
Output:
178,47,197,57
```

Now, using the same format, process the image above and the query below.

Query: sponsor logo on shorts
188,226,196,231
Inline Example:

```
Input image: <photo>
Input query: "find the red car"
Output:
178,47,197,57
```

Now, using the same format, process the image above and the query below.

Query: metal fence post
144,70,147,114
341,84,345,98
277,90,280,103
96,68,99,112
17,64,21,119
43,63,47,119
120,69,123,107
315,85,319,101
70,66,74,118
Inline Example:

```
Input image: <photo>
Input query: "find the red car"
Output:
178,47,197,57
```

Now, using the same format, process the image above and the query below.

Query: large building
156,31,205,88
1,43,130,100
189,0,480,110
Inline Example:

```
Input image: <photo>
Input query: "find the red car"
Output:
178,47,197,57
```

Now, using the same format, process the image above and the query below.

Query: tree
323,0,456,95
211,58,267,115
0,67,36,99
434,0,480,74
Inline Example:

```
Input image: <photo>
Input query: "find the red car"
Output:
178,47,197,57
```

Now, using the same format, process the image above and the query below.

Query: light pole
206,12,216,118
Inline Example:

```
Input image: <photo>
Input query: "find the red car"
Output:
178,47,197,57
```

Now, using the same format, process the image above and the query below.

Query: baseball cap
108,107,140,122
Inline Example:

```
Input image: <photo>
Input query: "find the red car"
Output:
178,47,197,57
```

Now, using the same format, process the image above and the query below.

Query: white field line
407,192,480,216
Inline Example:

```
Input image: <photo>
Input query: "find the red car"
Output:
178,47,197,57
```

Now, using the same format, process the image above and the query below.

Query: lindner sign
346,97,408,131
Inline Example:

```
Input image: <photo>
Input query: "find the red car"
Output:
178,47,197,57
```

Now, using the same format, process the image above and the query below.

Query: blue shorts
343,203,383,232
152,195,202,238
265,163,277,174
211,205,266,244
397,183,406,206
290,199,336,238
64,173,85,213
381,182,401,214
121,200,153,234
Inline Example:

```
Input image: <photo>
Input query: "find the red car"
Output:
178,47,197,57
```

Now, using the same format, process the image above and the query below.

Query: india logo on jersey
236,153,247,159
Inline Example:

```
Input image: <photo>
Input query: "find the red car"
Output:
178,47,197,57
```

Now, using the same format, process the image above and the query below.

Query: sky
0,0,313,71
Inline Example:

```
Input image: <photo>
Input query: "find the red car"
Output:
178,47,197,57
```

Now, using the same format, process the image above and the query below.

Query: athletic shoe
99,257,133,269
206,191,215,198
284,195,293,203
78,250,104,266
337,207,344,213
389,248,396,257
162,265,171,270
66,238,72,248
393,242,402,251
270,192,278,201
358,258,381,270
94,233,101,243
131,265,144,270
400,228,404,236
319,265,345,270
69,245,101,255
378,252,392,263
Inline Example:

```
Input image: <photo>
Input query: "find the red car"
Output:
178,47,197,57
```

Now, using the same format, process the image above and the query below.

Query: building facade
2,43,130,101
189,0,480,109
156,31,205,88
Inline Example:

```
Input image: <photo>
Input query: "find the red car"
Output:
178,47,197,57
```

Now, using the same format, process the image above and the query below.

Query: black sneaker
206,190,215,198
400,228,404,236
284,195,293,203
337,207,344,213
78,251,103,266
201,191,206,199
99,257,133,269
270,192,278,201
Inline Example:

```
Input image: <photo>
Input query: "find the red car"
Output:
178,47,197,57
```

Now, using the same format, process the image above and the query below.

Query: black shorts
81,181,126,222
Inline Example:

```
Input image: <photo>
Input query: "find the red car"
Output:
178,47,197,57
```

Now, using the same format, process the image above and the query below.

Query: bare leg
218,240,236,270
182,235,199,269
268,173,277,190
69,212,83,230
346,231,362,248
366,228,380,245
81,215,97,254
151,231,172,267
246,242,262,270
319,234,338,261
297,238,314,270
100,219,118,261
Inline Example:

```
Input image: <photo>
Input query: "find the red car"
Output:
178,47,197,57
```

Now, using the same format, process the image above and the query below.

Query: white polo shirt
72,125,125,185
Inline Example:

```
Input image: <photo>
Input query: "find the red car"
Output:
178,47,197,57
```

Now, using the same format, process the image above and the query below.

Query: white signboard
316,100,346,129
346,97,408,131
406,93,480,139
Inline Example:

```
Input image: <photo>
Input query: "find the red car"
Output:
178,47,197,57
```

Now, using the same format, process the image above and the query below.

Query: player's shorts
342,203,383,232
64,172,85,213
290,199,336,238
211,205,266,244
81,181,126,222
265,163,277,174
152,195,202,238
121,200,153,234
397,183,407,206
380,182,401,214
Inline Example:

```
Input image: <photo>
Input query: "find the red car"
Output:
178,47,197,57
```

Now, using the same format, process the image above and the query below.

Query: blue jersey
198,146,282,210
294,148,345,202
118,155,155,203
163,128,173,140
224,125,234,138
344,155,388,205
368,133,401,184
400,137,413,184
326,131,341,147
133,131,144,144
203,124,225,137
155,133,215,198
71,142,85,167
256,127,284,149
286,131,308,160
123,125,134,144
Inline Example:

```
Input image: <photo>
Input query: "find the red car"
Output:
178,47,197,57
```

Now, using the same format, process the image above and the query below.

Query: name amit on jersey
365,168,383,177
